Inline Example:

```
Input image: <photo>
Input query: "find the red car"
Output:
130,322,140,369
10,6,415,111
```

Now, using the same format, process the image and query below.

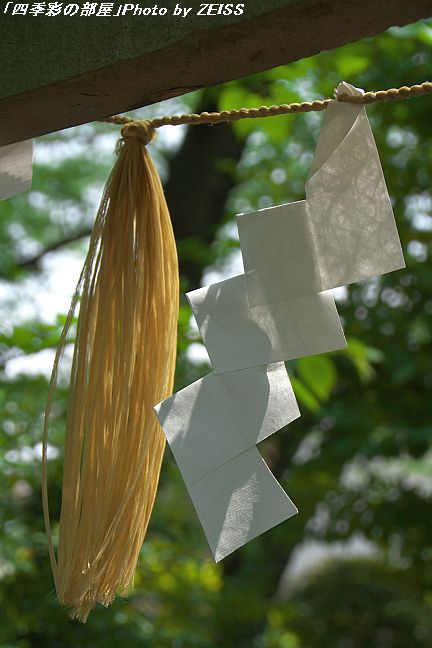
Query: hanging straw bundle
42,121,179,622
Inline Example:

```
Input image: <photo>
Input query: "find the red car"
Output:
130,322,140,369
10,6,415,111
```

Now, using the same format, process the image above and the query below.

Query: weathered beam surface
0,0,430,145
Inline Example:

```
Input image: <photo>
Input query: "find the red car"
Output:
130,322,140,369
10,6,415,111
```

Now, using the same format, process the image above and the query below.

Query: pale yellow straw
42,121,179,621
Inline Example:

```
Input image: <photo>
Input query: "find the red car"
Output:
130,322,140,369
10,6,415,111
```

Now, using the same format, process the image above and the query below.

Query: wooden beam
0,0,430,145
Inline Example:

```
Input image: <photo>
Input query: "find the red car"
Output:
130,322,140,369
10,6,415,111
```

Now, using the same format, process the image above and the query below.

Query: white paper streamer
187,275,346,374
0,140,33,201
154,83,406,561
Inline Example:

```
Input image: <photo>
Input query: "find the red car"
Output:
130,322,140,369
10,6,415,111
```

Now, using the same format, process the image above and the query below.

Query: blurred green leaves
297,356,338,403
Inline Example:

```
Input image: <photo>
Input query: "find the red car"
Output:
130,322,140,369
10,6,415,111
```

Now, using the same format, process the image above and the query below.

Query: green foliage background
1,20,432,647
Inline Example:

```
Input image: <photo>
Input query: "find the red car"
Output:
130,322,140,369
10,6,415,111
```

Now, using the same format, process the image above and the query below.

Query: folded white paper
237,200,321,306
334,81,365,99
306,100,405,286
187,275,346,374
155,363,300,487
188,448,297,561
237,100,405,307
0,140,33,201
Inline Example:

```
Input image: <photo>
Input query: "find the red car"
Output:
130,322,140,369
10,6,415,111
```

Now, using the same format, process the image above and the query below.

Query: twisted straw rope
100,81,432,129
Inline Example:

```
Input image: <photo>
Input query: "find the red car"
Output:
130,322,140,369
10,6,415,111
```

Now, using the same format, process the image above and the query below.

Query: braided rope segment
99,81,432,129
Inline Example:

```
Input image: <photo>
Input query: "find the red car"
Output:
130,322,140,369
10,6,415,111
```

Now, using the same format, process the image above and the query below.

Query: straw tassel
42,120,179,622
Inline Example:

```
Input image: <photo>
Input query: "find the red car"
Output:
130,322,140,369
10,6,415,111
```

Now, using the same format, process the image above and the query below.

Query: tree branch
0,228,92,280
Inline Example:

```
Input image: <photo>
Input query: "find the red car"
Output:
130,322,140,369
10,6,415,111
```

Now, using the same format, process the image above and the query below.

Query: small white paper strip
187,275,346,374
0,140,33,201
237,95,405,307
237,200,321,305
155,363,299,560
306,100,405,287
155,363,300,487
188,448,297,562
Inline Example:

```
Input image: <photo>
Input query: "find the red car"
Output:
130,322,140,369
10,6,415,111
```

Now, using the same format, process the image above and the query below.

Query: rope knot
121,120,156,147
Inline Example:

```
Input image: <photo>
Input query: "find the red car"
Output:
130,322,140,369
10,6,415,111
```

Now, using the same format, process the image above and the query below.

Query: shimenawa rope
42,78,431,622
100,81,432,129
